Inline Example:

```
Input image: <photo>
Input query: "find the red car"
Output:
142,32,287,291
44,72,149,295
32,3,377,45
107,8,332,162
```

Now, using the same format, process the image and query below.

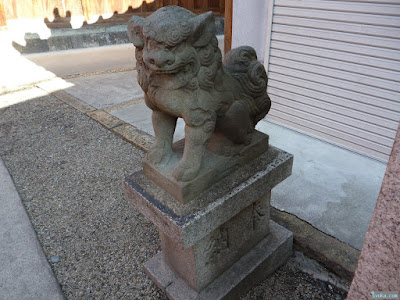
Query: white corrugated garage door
264,0,400,162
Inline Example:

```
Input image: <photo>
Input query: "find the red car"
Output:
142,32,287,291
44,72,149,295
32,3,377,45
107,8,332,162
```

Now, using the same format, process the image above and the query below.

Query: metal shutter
264,0,400,162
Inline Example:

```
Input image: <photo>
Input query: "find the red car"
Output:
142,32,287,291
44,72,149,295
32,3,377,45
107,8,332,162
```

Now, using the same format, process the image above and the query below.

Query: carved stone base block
159,192,271,291
145,222,292,300
143,131,269,203
124,146,293,298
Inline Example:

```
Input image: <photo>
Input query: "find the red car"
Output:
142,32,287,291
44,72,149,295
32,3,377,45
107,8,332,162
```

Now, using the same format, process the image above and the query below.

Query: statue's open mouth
146,64,181,74
146,62,192,75
151,68,180,74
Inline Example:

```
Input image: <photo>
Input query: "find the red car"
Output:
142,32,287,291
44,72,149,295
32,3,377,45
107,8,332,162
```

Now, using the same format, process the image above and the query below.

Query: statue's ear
128,16,145,48
190,11,215,47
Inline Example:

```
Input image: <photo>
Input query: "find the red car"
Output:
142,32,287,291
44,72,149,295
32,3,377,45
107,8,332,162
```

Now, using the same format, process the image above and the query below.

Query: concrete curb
13,25,130,54
0,157,65,300
38,83,154,152
13,18,224,54
37,79,359,284
271,208,359,282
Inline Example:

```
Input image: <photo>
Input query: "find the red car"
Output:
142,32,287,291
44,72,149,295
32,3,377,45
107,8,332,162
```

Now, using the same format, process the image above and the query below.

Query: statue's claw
173,160,200,182
146,147,172,166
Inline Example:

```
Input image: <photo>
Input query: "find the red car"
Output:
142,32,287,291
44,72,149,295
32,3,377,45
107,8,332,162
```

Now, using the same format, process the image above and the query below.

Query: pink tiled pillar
347,123,400,299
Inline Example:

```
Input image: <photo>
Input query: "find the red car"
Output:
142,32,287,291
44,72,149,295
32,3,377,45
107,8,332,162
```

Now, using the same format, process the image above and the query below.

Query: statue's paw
173,162,200,182
244,133,252,146
146,147,172,166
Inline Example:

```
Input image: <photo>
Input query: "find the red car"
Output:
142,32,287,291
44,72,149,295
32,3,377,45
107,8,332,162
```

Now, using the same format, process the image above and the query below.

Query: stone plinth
143,131,269,203
124,144,293,298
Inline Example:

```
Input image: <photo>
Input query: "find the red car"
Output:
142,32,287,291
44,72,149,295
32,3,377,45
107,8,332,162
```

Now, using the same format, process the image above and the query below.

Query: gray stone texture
143,131,269,203
145,221,293,300
124,140,293,296
0,47,348,299
159,193,271,291
128,6,271,182
124,146,293,249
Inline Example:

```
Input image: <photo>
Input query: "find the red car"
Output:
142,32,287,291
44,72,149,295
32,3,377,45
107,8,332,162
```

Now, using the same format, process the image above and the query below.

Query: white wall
231,0,269,61
235,0,400,162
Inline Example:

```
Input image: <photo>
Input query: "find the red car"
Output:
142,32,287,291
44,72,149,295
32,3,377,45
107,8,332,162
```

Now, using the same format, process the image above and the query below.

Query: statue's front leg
174,119,215,182
147,110,177,166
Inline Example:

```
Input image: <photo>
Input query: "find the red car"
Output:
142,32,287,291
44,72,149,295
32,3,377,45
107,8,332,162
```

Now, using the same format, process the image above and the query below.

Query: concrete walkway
257,122,386,250
0,158,64,300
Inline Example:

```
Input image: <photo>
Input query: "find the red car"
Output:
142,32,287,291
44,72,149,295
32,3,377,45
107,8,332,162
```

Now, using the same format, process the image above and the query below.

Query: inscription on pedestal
204,228,229,265
144,222,293,300
253,197,269,231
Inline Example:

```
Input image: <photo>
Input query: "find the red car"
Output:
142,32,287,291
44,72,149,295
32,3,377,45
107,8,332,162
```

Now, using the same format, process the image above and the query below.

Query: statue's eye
164,44,175,51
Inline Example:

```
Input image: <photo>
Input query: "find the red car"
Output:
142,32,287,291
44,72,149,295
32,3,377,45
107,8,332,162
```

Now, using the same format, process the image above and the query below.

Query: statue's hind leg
147,110,177,166
216,100,252,145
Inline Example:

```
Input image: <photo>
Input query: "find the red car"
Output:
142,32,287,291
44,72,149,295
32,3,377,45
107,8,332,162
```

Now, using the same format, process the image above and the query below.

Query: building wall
231,0,268,61
232,0,400,162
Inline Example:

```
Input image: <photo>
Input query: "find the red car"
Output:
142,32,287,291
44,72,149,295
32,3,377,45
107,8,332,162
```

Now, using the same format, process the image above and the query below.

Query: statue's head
128,6,221,90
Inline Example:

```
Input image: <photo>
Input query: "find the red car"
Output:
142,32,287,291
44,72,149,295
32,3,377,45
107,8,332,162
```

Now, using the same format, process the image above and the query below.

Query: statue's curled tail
224,46,271,126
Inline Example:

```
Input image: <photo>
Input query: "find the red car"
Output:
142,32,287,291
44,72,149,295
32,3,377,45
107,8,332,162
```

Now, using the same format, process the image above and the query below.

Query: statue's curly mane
196,36,222,91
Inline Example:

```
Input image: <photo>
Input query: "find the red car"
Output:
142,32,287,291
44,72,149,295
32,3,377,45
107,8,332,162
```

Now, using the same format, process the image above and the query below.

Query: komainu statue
128,6,271,182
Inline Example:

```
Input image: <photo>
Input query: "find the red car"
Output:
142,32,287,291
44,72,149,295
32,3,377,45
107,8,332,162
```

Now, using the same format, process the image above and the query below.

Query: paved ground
257,122,386,250
0,38,385,298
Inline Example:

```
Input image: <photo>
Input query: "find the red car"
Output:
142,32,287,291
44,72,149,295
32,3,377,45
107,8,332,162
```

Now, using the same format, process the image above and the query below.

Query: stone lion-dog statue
128,6,271,182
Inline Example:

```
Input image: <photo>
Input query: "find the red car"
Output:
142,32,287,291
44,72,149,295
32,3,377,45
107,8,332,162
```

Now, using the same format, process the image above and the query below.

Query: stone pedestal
124,135,293,299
